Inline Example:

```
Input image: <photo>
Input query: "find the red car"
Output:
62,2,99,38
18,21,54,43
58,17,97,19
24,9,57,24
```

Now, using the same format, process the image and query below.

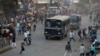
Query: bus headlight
58,32,61,34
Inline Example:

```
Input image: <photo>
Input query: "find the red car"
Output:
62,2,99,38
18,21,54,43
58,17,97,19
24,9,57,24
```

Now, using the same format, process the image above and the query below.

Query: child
20,41,25,54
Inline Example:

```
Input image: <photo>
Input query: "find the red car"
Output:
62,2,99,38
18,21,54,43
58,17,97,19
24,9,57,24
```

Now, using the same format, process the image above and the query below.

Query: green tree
2,0,18,18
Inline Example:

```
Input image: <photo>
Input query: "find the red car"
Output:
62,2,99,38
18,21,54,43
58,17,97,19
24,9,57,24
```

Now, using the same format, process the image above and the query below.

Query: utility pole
45,0,50,18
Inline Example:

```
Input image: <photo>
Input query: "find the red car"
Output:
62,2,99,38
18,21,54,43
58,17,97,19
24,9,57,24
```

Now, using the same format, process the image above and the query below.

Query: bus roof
70,14,81,17
47,15,70,21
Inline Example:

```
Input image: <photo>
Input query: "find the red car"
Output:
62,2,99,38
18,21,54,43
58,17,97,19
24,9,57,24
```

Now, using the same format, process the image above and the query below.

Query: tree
2,0,18,18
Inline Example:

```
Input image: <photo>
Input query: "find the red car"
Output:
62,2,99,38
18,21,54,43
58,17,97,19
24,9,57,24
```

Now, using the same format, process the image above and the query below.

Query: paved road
0,15,94,56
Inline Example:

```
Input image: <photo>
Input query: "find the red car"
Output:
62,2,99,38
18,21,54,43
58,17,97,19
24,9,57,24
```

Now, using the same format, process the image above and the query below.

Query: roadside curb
0,46,12,54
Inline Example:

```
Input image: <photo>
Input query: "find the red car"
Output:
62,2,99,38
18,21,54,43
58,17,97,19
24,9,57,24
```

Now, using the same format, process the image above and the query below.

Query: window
70,16,78,23
45,20,62,28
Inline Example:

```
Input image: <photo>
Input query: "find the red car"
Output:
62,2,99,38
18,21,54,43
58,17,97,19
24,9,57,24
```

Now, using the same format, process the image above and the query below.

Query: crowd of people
65,41,96,56
0,24,16,48
64,25,97,56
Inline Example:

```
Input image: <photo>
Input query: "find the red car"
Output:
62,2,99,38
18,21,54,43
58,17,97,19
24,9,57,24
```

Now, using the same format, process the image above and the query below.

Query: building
1,0,18,18
32,0,67,10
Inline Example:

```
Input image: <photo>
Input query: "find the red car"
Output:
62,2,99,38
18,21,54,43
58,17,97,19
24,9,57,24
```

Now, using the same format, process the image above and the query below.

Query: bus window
45,20,62,28
70,16,78,23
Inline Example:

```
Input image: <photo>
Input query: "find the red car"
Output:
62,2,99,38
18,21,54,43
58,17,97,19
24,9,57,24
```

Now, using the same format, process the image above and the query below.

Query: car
92,30,100,48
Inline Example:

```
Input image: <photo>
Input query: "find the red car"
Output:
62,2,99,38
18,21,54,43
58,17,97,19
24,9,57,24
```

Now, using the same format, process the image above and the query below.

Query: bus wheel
45,36,48,40
59,37,62,40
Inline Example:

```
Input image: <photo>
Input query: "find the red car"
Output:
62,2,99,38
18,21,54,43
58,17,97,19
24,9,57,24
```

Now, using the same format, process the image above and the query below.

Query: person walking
89,12,92,20
69,31,75,42
88,26,92,36
83,28,86,39
90,44,95,56
33,23,36,32
78,29,82,41
16,22,21,35
27,22,31,31
11,33,16,48
89,15,92,20
85,28,89,38
18,24,22,35
5,29,10,45
20,41,25,54
24,31,28,45
10,29,16,48
79,44,86,56
22,23,25,34
27,31,31,45
8,26,16,48
64,41,72,56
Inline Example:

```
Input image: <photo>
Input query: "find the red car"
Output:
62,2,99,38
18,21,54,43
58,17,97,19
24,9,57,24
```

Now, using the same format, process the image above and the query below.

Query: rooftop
48,15,70,21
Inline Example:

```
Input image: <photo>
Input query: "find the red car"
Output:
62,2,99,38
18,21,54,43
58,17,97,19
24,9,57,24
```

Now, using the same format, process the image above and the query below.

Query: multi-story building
32,0,67,9
33,0,65,6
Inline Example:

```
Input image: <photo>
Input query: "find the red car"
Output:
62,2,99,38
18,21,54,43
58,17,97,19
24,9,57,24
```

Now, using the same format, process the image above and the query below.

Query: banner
73,0,79,3
65,0,73,6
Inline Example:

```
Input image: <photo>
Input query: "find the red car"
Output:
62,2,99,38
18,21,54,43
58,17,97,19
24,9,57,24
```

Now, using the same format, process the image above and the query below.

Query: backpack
65,44,71,51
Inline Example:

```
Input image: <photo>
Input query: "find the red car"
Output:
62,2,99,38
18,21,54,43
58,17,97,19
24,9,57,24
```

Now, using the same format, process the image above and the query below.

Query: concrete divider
0,46,12,54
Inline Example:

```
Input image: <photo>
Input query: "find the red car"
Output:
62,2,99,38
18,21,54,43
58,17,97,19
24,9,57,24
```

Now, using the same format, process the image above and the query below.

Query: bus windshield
70,16,77,23
45,20,62,28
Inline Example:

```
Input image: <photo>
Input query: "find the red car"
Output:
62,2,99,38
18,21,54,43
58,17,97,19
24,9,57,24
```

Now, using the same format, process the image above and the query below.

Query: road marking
64,50,72,56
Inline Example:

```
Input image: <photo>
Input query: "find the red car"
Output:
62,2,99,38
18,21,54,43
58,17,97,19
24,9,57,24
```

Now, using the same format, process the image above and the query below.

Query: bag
24,38,26,41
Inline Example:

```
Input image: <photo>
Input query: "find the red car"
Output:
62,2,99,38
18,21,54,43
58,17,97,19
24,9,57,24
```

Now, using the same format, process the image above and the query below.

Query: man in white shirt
69,31,75,42
24,31,28,44
79,44,85,56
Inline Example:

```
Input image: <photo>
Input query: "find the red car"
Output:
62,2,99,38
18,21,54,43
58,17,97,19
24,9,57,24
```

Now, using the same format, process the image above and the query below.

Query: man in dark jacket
64,41,72,56
78,29,82,41
9,26,16,48
65,41,71,51
83,28,86,39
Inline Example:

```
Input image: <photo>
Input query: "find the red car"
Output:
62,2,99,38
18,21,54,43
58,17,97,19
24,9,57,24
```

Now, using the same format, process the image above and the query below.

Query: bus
44,15,70,40
69,14,81,29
